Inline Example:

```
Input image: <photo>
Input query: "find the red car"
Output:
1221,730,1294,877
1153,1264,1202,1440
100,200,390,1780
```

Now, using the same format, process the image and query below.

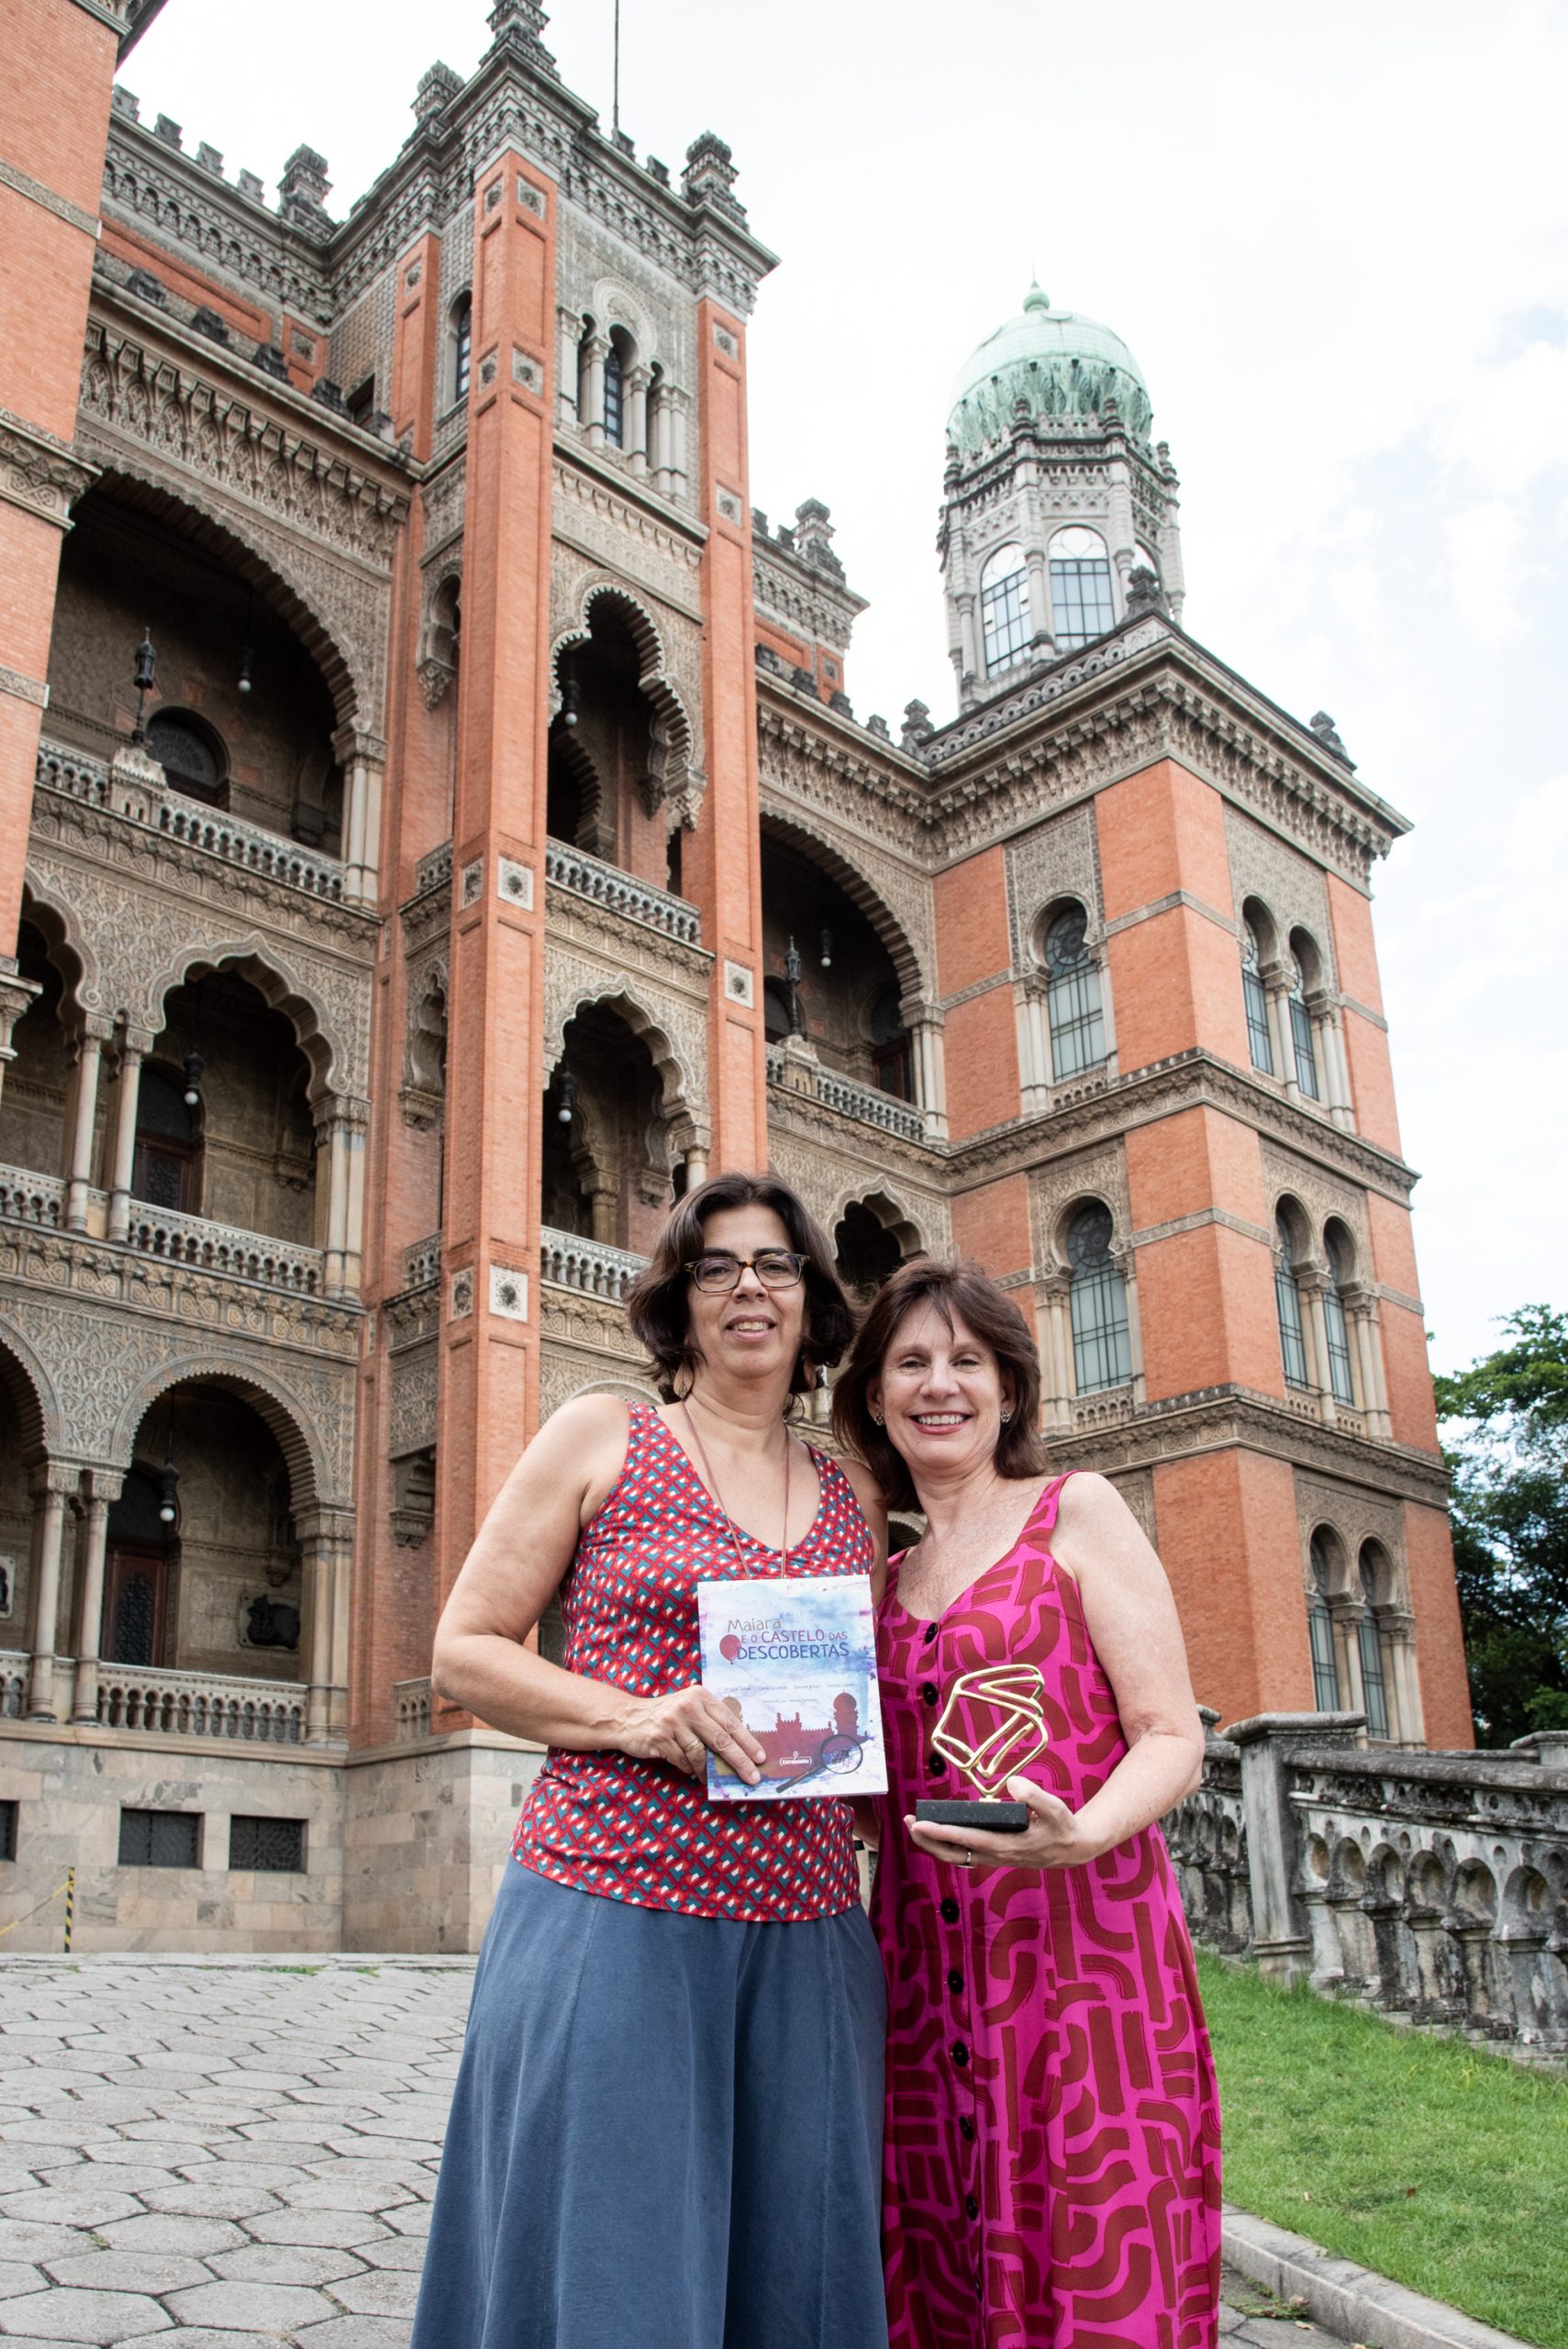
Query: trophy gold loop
917,1662,1049,1836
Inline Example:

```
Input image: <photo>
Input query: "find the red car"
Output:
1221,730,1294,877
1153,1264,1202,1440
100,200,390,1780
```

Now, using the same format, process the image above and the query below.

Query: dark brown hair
832,1256,1046,1509
627,1171,855,1404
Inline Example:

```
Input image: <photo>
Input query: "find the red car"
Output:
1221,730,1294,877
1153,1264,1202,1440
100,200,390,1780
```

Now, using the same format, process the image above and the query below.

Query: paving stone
172,2157,312,2192
0,2175,42,2202
163,2279,336,2331
142,2334,262,2349
96,2216,246,2256
0,2284,172,2339
237,2210,390,2251
141,2181,283,2221
378,2201,432,2238
0,2185,142,2227
44,2249,214,2293
0,2219,97,2263
327,2266,420,2318
277,2175,412,2213
0,2271,42,2302
293,2321,411,2349
353,2234,425,2272
322,2132,441,2164
206,2243,367,2288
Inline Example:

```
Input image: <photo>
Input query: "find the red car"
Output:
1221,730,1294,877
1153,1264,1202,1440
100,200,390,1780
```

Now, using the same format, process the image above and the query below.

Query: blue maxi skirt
410,1860,890,2349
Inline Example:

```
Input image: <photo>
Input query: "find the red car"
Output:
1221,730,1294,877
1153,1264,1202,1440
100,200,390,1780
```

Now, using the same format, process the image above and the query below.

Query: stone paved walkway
0,1955,1346,2348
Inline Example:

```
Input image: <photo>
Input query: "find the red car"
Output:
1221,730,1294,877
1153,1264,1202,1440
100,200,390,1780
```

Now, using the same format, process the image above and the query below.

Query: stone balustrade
414,841,453,895
123,1200,324,1295
36,739,347,902
0,1168,65,1228
0,1653,27,1720
402,1233,441,1290
543,840,702,945
1163,1709,1568,2054
393,1677,432,1742
764,1045,927,1141
95,1661,306,1745
540,1227,649,1301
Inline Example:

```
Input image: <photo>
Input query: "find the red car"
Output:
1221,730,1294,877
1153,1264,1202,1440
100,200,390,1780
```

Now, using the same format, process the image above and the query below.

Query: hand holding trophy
914,1661,1049,1834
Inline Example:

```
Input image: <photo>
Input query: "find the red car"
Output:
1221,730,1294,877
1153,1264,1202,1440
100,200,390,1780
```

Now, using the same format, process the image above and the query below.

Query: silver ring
964,1849,974,1868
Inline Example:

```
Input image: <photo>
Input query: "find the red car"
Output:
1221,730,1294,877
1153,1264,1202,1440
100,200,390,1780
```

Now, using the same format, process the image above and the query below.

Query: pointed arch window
1307,1533,1341,1709
1241,918,1273,1074
1049,526,1115,650
1288,957,1320,1098
133,1064,198,1214
1042,902,1106,1076
1357,1543,1392,1740
603,340,625,447
980,544,1029,674
1067,1203,1131,1394
1275,1213,1309,1391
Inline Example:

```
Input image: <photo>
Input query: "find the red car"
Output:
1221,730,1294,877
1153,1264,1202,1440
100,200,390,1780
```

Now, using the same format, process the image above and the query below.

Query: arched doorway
139,970,316,1242
544,1002,673,1255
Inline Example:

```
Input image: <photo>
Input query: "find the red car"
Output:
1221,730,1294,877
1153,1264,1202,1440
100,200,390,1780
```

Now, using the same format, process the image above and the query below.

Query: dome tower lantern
939,284,1184,709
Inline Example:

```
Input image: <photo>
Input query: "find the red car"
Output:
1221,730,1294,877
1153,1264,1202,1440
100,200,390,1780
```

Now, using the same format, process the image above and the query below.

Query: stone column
1329,1598,1367,1720
583,333,608,447
557,306,582,427
25,1464,76,1720
1114,1243,1147,1405
626,365,651,475
1228,1711,1366,1983
0,970,40,1114
298,1507,354,1748
908,1008,948,1141
105,1026,152,1245
69,1468,121,1724
1025,550,1051,650
588,1186,617,1244
1318,1001,1355,1129
1038,1272,1073,1433
1300,1270,1338,1427
335,727,388,907
1262,967,1296,1098
1385,1611,1424,1744
956,594,980,689
667,388,690,498
340,1097,369,1296
317,1105,350,1297
1346,1287,1392,1440
63,1016,111,1232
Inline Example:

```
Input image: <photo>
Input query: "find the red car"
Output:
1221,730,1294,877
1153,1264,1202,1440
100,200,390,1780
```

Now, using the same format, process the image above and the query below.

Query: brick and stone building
0,0,1467,1949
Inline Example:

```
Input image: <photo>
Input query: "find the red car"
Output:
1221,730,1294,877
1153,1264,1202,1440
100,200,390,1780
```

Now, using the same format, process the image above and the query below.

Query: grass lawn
1196,1953,1568,2347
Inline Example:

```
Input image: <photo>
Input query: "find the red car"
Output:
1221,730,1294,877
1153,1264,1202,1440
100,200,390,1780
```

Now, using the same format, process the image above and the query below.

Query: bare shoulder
529,1388,632,1459
835,1450,888,1531
1052,1471,1156,1577
1056,1470,1134,1531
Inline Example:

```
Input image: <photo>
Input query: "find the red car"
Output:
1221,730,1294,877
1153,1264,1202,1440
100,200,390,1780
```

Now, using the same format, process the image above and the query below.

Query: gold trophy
914,1663,1049,1834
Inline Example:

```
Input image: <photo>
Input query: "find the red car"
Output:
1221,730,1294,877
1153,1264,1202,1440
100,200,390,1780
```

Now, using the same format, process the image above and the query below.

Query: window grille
1358,1551,1390,1738
1323,1273,1356,1405
1308,1536,1341,1709
0,1801,15,1863
1050,555,1116,650
1067,1204,1131,1393
1043,905,1106,1075
453,297,472,405
229,1816,306,1873
1288,964,1320,1097
118,1809,199,1868
1241,921,1273,1074
1275,1217,1308,1389
981,552,1029,674
603,344,625,446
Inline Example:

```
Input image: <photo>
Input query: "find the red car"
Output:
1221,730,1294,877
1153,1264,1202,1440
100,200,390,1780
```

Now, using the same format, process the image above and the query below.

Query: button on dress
873,1474,1221,2348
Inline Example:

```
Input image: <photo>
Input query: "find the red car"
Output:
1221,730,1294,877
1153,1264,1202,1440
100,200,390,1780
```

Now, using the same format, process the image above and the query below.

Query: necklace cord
680,1399,793,1574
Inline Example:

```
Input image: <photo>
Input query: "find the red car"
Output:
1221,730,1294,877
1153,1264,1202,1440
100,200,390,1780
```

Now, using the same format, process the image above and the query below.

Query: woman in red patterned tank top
410,1174,892,2349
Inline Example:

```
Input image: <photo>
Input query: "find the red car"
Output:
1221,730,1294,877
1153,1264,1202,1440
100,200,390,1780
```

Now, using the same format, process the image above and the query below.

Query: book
695,1572,888,1803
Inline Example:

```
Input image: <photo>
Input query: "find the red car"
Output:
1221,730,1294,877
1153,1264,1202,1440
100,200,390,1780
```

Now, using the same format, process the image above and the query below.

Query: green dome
948,284,1153,457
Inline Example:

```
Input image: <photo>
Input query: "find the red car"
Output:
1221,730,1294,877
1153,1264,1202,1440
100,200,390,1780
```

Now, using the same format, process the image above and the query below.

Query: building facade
0,0,1468,1951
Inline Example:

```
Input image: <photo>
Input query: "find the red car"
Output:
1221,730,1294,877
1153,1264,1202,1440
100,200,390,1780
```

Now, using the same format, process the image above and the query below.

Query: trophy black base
915,1798,1030,1834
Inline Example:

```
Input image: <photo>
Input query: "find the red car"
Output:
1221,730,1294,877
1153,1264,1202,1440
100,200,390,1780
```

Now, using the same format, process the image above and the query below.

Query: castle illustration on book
696,1574,888,1802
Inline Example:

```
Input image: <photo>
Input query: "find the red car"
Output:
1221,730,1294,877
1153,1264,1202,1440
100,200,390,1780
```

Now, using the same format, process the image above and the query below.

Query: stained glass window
1067,1203,1131,1393
1241,920,1273,1074
980,546,1029,674
1044,904,1106,1076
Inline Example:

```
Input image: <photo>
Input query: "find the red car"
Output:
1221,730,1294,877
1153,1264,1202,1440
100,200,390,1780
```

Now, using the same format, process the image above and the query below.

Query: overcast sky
128,0,1568,1376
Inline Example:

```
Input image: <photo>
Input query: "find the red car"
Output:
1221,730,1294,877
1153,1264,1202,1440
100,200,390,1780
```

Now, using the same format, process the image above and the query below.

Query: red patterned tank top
512,1404,873,1921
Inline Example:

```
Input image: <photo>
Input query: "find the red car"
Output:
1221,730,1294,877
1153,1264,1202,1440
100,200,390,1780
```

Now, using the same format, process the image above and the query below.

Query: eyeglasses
685,1250,806,1294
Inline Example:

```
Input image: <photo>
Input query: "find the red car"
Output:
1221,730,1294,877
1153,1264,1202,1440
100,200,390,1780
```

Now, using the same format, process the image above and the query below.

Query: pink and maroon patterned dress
873,1473,1221,2349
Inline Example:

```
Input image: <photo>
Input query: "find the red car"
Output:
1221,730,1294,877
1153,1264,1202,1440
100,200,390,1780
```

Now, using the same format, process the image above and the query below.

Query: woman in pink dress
835,1258,1220,2349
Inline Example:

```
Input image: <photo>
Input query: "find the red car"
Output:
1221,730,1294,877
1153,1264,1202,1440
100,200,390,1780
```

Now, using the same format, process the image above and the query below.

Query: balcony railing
414,841,452,895
0,1169,65,1228
124,1200,324,1295
403,1233,442,1290
765,1047,926,1142
540,1228,649,1300
35,740,348,903
0,1653,26,1720
95,1661,306,1744
394,1677,432,1742
544,841,702,945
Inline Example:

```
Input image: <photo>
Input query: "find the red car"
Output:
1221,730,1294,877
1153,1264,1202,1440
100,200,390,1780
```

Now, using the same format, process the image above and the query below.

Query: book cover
695,1573,888,1802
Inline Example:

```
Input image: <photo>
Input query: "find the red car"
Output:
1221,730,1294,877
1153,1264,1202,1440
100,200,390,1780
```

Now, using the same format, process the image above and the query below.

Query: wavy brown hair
832,1256,1046,1509
627,1171,855,1404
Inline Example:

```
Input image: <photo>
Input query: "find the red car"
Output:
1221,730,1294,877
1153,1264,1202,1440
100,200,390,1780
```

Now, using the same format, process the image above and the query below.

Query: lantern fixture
557,1067,577,1126
158,1456,179,1527
560,675,581,729
182,1052,204,1108
130,629,158,743
237,643,253,695
818,927,833,970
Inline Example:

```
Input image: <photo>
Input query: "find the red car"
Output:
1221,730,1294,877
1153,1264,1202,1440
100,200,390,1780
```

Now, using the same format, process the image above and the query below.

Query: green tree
1433,1305,1568,1746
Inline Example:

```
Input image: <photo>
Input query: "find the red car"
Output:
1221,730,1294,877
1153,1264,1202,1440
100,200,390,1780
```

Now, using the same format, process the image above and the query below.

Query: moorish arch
0,1325,64,1461
77,459,372,737
757,807,929,1003
109,1355,331,1512
17,880,104,1031
543,975,706,1147
141,937,352,1103
550,578,700,813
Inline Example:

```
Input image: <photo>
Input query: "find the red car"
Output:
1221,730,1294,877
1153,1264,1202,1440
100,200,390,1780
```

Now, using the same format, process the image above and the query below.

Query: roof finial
1024,279,1050,313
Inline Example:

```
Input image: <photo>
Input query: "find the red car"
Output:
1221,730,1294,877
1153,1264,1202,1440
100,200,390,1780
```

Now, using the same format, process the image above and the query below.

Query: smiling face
684,1202,807,1398
869,1299,1015,1487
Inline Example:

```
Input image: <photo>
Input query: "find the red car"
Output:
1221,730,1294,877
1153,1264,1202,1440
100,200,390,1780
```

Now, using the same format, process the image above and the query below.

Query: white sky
128,0,1568,1377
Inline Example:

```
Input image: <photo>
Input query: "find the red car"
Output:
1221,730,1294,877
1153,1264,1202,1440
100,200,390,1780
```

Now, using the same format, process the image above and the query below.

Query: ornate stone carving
1257,1138,1372,1275
543,941,707,1129
762,1129,951,1264
550,553,706,813
1030,1140,1130,1272
1006,802,1104,965
756,782,936,1002
388,1343,438,1459
1293,1469,1409,1605
1109,1465,1157,1549
0,406,98,529
1224,804,1337,981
